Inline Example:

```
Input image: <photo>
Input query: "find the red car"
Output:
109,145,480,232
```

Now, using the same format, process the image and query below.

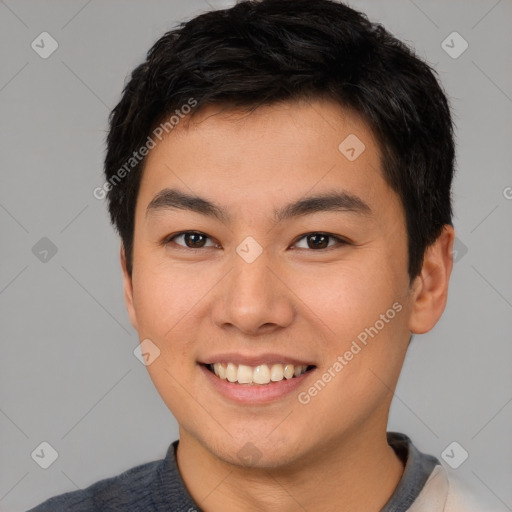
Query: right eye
162,231,220,250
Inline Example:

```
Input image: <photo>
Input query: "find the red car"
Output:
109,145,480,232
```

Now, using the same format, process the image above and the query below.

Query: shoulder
27,457,164,512
406,461,500,512
444,473,502,512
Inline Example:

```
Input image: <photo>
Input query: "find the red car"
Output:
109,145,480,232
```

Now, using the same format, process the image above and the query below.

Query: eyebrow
146,187,372,223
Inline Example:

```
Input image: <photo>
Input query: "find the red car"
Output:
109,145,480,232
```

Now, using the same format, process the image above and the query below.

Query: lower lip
199,364,315,404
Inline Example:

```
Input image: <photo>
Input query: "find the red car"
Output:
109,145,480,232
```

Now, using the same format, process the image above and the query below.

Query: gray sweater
27,432,439,512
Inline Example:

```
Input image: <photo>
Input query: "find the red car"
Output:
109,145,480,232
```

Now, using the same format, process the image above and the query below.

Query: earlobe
408,225,455,334
120,244,138,331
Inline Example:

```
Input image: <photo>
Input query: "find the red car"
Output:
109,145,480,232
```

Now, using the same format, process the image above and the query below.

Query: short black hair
104,0,455,281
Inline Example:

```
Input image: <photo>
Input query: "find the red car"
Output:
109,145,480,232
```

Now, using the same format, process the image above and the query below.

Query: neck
175,426,405,512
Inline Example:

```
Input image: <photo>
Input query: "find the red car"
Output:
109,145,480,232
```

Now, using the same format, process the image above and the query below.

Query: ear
120,244,138,332
408,225,455,334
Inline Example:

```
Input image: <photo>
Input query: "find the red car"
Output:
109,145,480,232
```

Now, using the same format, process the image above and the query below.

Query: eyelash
161,231,349,252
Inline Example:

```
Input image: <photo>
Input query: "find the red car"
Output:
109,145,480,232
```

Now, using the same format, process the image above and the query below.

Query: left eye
163,231,346,251
293,232,346,250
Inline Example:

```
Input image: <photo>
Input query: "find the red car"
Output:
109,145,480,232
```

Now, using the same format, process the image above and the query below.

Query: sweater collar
159,431,444,511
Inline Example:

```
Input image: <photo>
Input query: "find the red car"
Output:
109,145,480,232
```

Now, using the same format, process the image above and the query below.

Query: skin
120,98,455,512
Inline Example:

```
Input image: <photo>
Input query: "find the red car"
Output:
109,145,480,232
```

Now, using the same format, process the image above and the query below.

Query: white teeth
226,363,237,382
270,363,284,381
213,362,226,380
284,364,295,379
237,364,253,384
253,364,271,384
210,362,310,384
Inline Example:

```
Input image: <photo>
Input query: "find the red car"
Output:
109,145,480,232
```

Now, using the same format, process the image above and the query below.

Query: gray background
1,0,511,510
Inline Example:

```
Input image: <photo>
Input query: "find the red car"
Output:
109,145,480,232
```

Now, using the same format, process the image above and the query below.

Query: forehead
136,99,399,222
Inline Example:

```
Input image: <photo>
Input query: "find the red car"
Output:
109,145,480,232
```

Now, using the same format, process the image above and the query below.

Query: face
122,99,422,468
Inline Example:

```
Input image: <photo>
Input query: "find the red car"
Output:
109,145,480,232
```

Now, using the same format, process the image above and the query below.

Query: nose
210,250,295,336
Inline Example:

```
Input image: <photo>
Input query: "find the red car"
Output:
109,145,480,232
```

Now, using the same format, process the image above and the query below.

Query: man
30,0,491,510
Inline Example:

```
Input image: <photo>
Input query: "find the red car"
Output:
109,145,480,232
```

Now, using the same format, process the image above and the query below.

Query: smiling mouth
203,362,316,385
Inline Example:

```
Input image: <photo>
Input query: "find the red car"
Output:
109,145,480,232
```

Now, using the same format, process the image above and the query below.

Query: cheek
294,274,408,432
292,257,409,388
294,258,402,334
131,262,197,338
130,265,203,416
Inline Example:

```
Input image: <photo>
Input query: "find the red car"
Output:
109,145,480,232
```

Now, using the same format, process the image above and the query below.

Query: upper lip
199,353,316,367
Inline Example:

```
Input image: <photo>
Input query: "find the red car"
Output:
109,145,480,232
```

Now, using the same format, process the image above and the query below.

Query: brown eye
294,232,347,250
164,231,217,249
183,232,207,248
306,233,329,249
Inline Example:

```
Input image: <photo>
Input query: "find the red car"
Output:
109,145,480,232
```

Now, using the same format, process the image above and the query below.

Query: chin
203,428,309,470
